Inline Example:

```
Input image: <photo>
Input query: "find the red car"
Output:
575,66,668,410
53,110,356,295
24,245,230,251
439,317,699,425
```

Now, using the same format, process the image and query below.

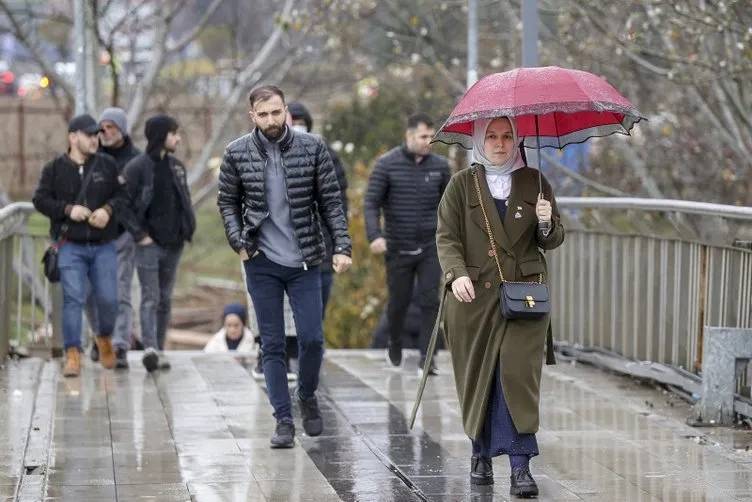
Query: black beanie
145,114,179,158
287,102,312,132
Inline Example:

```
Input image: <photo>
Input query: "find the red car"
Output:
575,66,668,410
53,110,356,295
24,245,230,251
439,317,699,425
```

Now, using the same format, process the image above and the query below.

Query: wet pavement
1,350,750,501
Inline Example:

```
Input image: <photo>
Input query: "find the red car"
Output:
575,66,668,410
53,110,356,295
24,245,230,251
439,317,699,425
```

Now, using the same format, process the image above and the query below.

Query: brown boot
63,347,81,377
95,336,116,369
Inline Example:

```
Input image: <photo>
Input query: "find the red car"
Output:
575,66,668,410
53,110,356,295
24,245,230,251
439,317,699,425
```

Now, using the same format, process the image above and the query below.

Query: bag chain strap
471,168,506,283
471,168,542,285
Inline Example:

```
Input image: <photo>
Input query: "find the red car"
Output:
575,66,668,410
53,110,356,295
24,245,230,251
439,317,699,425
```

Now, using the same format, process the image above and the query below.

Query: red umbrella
434,66,645,150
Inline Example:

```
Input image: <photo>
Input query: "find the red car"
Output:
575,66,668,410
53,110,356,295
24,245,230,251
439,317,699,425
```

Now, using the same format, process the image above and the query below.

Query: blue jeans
58,241,118,350
135,243,183,351
244,253,323,421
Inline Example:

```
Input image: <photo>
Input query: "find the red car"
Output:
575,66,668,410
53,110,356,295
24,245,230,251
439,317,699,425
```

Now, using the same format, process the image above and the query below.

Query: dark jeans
320,269,333,319
135,242,183,350
244,253,323,421
385,245,441,359
58,241,118,350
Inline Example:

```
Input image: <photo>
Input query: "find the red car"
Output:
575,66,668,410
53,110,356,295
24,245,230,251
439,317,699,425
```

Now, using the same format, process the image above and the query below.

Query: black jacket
32,153,129,243
217,128,351,266
100,136,141,173
364,146,451,251
123,152,196,245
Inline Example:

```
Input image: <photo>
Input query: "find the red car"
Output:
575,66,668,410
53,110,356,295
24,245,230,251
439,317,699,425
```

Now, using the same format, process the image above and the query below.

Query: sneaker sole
510,487,538,497
270,440,295,449
470,475,494,486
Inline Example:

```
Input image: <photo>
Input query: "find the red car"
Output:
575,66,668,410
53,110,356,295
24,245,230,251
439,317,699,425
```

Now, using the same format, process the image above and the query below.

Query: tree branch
0,1,74,103
540,151,627,197
167,0,226,54
186,0,296,188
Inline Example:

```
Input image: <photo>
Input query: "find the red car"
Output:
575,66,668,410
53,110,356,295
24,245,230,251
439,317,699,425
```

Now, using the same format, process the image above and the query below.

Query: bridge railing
0,202,60,361
551,197,752,374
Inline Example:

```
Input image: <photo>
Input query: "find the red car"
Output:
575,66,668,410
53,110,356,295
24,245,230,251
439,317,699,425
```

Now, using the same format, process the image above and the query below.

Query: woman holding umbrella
436,115,563,495
411,66,643,496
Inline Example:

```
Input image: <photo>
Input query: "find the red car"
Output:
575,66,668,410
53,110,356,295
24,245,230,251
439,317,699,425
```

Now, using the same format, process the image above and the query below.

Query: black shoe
142,348,159,372
470,455,494,485
90,343,99,362
510,466,538,498
299,395,323,436
387,342,402,367
270,419,295,448
115,348,129,369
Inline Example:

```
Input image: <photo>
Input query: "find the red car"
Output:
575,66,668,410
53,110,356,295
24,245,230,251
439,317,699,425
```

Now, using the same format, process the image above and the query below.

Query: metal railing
550,197,752,374
0,202,60,361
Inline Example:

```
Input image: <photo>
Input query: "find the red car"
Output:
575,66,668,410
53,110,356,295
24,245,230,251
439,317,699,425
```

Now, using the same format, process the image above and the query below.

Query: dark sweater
364,146,451,251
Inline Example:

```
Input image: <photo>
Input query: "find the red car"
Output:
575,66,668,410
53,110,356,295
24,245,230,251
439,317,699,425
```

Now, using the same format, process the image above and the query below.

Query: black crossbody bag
471,168,550,320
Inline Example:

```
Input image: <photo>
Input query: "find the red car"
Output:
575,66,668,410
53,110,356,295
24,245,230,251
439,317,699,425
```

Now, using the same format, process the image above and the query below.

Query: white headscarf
472,117,526,199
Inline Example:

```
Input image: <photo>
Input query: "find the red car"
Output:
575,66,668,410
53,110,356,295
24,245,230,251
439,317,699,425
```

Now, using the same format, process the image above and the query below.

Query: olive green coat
437,165,565,439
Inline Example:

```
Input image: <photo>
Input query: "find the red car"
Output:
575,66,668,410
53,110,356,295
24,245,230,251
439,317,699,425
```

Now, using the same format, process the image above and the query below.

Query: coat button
488,249,494,257
484,282,491,289
445,272,453,280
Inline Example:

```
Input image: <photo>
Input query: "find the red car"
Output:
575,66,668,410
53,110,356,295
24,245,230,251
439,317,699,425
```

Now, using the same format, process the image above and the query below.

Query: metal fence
550,197,752,374
0,202,59,361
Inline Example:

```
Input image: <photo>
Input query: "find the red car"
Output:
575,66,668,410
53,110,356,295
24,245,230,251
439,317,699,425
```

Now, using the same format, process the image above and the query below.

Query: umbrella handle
535,115,544,199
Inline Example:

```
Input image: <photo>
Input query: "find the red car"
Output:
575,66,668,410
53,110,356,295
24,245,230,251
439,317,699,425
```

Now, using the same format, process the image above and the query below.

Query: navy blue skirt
471,363,539,459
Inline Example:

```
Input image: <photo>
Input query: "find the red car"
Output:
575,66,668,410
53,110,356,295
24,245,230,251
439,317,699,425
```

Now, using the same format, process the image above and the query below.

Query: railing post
0,237,12,361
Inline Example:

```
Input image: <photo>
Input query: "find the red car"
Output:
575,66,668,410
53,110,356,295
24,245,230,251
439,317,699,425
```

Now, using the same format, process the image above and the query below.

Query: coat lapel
504,169,538,249
469,165,512,253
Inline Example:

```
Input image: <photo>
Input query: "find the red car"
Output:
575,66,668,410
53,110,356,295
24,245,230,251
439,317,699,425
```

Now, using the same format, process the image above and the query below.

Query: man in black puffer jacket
123,114,196,373
217,85,351,449
365,113,451,375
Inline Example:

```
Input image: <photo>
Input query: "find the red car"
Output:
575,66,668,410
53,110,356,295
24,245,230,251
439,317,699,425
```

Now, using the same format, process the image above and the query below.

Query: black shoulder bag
42,164,97,282
471,168,550,320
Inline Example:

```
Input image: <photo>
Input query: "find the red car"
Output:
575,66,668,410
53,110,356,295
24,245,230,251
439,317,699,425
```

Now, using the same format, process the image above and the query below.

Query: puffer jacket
217,128,351,267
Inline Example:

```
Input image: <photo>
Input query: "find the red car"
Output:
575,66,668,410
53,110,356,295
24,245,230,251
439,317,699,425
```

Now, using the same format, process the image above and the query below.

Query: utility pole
467,0,478,88
73,0,88,115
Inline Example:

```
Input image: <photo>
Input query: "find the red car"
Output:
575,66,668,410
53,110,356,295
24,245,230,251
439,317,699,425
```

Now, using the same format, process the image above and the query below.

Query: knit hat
222,303,247,325
287,102,312,132
144,114,179,157
99,107,128,135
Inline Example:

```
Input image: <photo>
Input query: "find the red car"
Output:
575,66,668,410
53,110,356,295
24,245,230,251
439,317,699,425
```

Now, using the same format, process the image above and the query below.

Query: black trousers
385,245,441,359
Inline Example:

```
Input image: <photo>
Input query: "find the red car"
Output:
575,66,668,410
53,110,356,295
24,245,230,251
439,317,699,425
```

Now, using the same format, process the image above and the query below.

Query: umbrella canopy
434,66,645,150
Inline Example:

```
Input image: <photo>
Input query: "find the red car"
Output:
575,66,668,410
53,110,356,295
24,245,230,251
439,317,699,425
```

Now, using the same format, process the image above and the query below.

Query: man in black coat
365,113,451,375
217,85,351,449
87,107,142,369
32,114,130,377
123,114,196,373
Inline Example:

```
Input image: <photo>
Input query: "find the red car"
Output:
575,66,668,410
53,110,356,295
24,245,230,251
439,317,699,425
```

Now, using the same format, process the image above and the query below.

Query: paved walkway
1,350,751,501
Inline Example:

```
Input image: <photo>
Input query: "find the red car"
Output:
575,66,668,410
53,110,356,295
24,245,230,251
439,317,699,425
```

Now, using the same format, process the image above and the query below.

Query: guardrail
0,202,60,361
550,197,752,416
